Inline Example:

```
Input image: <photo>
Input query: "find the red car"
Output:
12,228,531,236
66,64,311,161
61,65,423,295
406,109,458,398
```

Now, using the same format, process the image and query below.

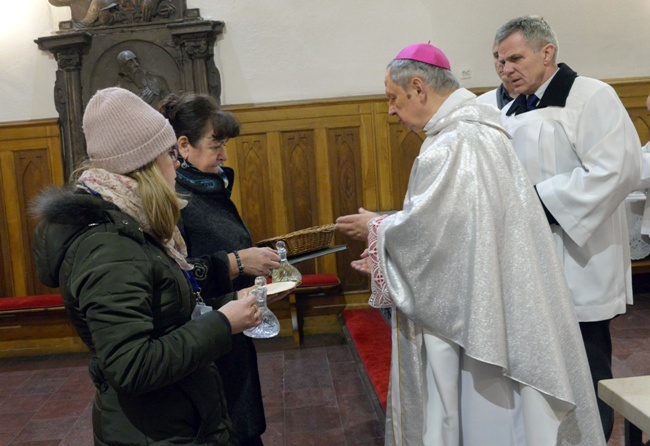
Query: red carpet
342,308,391,410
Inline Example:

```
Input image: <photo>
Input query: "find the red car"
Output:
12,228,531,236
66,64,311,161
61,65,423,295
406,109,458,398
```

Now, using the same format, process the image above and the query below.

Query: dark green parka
32,188,239,445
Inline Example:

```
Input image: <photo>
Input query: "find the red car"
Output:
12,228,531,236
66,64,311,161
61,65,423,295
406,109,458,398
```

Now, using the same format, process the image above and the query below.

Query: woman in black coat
160,93,281,446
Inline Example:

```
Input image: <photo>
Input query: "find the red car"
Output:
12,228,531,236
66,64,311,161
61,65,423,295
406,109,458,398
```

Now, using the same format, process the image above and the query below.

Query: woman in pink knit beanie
31,87,262,445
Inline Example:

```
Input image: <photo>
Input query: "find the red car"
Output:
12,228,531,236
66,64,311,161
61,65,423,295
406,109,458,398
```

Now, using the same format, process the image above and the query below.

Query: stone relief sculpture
116,50,171,105
48,0,176,29
38,0,222,181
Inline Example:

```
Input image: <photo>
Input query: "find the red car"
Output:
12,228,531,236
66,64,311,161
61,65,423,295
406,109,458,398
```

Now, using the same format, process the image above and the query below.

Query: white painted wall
2,0,650,123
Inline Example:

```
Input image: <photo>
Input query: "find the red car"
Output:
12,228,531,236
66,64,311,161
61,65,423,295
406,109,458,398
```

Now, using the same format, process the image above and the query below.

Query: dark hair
158,93,240,145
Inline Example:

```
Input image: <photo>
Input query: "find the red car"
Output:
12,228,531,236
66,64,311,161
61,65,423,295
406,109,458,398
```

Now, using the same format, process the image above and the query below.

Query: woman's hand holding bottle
218,292,260,334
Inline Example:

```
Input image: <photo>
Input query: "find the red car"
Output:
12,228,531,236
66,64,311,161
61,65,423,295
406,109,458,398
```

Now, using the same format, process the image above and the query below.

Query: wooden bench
599,376,650,445
287,274,341,346
0,294,86,357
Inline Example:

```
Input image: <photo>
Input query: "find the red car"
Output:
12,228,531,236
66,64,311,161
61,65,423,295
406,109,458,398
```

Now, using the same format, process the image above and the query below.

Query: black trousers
579,319,614,442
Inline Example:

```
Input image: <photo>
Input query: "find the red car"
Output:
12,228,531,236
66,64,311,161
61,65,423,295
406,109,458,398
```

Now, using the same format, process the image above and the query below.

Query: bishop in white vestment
339,43,604,446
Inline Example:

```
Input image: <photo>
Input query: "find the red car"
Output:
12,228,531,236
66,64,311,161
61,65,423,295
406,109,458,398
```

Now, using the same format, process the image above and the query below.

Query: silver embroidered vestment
374,89,604,445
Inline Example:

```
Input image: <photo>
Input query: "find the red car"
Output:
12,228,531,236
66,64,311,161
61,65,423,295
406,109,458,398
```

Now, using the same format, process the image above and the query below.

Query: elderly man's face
385,70,422,132
498,31,554,95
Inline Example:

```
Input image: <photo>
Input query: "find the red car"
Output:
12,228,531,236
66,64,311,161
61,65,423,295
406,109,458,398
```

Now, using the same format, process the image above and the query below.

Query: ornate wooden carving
0,119,63,298
281,131,318,274
0,187,13,297
236,135,274,245
390,125,424,210
631,112,650,145
282,131,318,231
328,127,368,291
36,3,223,182
14,151,55,296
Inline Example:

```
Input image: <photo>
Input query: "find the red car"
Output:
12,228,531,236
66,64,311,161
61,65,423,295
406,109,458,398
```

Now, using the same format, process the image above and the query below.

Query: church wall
1,0,650,123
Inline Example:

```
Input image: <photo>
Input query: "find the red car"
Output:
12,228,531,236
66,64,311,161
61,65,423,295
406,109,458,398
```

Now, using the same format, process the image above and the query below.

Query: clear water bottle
271,240,302,285
243,276,281,338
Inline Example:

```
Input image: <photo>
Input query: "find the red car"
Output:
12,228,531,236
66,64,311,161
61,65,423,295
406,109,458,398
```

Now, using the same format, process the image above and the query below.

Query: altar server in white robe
476,42,516,110
337,42,604,446
496,16,642,441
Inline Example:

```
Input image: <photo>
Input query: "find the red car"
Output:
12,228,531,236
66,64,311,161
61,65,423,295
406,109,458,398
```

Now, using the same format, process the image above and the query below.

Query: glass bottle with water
271,240,302,285
243,276,281,338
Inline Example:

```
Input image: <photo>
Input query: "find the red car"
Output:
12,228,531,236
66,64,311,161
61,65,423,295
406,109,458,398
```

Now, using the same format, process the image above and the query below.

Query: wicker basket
256,224,336,256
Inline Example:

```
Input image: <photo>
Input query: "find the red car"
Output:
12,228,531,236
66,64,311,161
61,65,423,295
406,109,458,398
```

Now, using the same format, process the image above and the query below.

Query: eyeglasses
168,144,179,162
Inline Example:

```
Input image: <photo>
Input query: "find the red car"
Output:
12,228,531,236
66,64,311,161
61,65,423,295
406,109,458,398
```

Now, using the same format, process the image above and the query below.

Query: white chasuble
372,89,605,446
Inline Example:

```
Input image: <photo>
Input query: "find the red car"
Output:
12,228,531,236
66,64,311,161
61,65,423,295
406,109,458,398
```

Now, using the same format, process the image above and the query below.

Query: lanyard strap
183,270,205,304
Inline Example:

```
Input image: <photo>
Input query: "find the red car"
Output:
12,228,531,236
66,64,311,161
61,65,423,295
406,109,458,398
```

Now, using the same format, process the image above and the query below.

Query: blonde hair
129,161,180,243
72,157,180,243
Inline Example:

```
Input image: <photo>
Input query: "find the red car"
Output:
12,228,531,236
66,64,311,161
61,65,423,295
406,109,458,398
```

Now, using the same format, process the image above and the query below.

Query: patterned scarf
77,168,192,270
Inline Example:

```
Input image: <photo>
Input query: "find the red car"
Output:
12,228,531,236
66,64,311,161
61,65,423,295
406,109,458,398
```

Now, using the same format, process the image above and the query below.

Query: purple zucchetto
394,43,451,71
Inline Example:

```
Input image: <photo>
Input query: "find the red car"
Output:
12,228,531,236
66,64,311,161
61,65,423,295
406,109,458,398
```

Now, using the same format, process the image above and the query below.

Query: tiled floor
0,331,384,446
0,294,648,446
607,285,650,446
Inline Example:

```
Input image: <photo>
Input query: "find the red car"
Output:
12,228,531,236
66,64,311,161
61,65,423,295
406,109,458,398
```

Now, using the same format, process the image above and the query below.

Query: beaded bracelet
233,250,244,277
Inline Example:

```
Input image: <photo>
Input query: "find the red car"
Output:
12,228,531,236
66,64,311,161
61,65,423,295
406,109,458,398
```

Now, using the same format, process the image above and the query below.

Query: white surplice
502,68,641,322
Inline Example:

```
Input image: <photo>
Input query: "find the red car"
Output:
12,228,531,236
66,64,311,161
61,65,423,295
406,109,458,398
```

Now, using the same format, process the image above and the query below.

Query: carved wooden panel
389,124,424,210
631,111,650,145
234,134,274,245
280,131,318,275
281,131,318,230
0,184,13,297
0,119,63,298
14,150,58,296
328,127,367,291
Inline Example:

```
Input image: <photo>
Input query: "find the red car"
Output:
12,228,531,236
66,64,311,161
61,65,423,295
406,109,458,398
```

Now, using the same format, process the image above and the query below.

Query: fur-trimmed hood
31,187,140,288
32,187,114,227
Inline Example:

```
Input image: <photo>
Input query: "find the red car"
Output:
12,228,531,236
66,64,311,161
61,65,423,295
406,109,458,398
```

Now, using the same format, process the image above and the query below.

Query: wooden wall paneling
280,130,318,275
607,78,650,109
313,127,334,226
232,134,276,245
0,154,15,297
14,149,57,296
265,131,289,238
45,122,65,186
372,102,394,211
1,148,26,296
609,79,650,146
229,99,373,129
0,120,63,298
629,110,650,145
3,80,650,351
327,125,369,292
281,130,318,231
632,112,650,145
312,127,337,275
389,123,424,211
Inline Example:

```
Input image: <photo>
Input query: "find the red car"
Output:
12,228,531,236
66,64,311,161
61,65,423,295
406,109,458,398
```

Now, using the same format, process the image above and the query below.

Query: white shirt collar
533,67,560,100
